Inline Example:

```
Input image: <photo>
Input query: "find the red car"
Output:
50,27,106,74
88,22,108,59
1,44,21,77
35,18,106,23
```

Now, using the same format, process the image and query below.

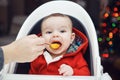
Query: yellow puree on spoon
50,43,61,50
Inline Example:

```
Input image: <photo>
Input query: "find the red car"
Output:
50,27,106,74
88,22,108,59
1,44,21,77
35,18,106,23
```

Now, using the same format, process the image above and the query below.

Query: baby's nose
53,34,59,38
52,31,59,38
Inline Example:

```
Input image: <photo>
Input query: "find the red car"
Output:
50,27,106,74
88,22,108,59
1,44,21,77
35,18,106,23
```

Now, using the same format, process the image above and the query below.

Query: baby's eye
60,30,66,33
46,31,52,34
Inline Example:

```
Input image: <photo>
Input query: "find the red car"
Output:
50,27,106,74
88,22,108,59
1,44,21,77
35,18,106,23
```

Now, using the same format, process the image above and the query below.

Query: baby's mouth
50,41,62,50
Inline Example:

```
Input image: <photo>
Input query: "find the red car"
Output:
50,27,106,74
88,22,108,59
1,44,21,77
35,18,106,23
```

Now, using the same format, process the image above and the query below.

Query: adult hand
1,34,45,64
58,64,73,76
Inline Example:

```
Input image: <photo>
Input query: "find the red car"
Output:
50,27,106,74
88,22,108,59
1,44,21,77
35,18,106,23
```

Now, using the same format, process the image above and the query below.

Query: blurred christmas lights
109,32,113,39
98,0,120,58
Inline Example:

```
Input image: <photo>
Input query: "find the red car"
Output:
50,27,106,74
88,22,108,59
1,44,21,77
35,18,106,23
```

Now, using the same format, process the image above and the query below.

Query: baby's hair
43,13,71,21
41,13,73,27
44,13,67,18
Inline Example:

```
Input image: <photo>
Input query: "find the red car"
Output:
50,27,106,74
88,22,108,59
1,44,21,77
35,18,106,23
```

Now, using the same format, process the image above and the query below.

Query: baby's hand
58,64,73,76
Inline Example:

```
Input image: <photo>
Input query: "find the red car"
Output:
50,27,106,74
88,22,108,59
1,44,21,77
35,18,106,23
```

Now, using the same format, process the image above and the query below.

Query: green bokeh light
98,37,103,42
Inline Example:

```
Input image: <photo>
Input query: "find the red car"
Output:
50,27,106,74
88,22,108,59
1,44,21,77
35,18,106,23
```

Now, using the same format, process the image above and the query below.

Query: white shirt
43,51,63,64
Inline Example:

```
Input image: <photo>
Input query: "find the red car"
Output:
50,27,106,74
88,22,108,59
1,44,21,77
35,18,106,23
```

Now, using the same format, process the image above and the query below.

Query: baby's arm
58,64,73,76
73,54,90,76
59,54,90,76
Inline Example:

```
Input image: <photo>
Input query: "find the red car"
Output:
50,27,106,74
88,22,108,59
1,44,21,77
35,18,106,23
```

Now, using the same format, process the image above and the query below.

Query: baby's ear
71,33,75,44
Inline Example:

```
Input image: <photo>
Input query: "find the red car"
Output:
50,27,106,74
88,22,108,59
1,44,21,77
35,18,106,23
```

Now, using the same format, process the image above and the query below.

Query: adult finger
33,37,45,46
28,34,38,38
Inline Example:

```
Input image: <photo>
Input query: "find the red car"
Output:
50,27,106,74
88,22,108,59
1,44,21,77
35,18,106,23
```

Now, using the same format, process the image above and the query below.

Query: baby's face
41,16,75,56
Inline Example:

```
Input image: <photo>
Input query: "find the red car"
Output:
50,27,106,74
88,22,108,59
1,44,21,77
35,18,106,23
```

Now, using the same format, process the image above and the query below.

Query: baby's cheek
44,38,50,43
64,39,71,44
63,41,71,49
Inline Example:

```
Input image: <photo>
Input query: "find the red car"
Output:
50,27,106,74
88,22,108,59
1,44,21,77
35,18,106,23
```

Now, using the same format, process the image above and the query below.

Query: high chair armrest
3,74,96,80
100,73,112,80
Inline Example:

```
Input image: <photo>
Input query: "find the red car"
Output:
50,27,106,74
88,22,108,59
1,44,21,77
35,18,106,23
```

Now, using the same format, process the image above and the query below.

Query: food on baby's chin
50,43,61,50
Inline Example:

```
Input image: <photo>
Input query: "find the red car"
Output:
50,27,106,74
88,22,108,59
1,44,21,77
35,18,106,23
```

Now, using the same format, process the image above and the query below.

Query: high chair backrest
6,1,101,77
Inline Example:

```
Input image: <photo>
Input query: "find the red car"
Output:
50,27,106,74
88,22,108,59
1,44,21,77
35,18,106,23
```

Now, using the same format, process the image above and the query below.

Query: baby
29,13,90,76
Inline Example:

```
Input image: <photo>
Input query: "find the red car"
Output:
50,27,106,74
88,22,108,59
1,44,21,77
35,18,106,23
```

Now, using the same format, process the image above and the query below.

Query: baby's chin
48,49,66,56
50,51,65,58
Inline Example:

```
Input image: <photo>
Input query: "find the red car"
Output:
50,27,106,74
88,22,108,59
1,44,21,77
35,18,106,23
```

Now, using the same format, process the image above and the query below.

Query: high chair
1,1,111,80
